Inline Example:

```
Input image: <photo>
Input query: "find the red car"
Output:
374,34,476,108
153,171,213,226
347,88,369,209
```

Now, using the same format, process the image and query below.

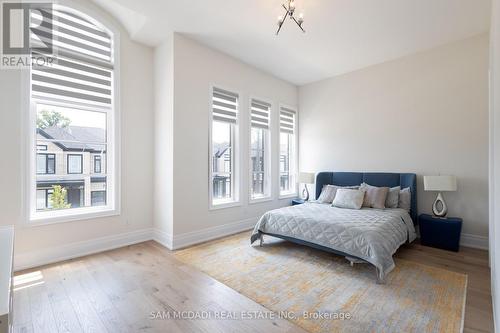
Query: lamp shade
423,175,457,192
298,172,315,184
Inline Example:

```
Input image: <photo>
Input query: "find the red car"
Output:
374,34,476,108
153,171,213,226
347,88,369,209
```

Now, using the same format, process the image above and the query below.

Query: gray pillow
332,189,366,209
317,185,337,203
359,183,389,209
317,185,359,204
385,186,401,208
398,187,411,211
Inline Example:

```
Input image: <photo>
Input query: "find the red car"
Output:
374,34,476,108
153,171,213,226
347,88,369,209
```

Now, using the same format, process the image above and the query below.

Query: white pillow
317,185,359,204
385,186,401,208
332,189,366,209
398,187,411,211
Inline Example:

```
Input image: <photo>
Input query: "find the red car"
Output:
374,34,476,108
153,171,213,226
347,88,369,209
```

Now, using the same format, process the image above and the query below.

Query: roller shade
212,87,238,123
250,99,271,129
30,7,113,109
280,106,296,134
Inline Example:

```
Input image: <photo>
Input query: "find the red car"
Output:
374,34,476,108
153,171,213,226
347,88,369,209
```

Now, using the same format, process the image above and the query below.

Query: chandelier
276,0,305,35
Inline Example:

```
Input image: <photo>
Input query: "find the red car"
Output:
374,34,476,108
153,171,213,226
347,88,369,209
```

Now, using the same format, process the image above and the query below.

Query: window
250,99,271,200
94,155,102,173
91,191,106,206
28,5,118,222
67,154,83,174
210,87,239,207
36,188,54,210
36,153,55,174
279,106,297,196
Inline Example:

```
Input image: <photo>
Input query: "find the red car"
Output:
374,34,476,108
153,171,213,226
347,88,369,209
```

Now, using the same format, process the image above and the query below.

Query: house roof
38,126,106,152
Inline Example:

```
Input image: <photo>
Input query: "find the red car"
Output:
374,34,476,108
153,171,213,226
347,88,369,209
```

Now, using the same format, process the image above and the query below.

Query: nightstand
292,199,305,206
418,214,462,252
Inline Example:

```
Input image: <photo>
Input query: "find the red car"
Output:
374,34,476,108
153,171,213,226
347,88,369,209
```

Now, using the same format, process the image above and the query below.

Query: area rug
174,232,467,333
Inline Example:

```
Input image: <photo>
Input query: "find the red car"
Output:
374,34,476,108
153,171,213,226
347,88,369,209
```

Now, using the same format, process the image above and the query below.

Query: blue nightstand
292,199,305,206
418,214,462,252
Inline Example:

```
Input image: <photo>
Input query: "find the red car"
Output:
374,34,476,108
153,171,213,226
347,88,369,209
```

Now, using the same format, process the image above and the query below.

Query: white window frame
208,84,241,210
22,3,121,226
278,103,298,199
248,96,272,204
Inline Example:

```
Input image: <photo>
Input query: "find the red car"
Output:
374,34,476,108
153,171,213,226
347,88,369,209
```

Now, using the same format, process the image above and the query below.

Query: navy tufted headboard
315,172,418,223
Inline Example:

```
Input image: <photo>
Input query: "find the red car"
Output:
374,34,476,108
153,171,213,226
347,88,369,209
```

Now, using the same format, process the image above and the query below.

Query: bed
250,172,418,283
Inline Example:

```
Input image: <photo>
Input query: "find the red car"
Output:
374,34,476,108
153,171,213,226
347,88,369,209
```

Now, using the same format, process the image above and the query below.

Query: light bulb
290,1,295,8
277,15,284,25
298,12,304,24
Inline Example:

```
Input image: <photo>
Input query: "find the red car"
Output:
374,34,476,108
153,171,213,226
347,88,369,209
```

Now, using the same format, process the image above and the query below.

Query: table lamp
423,175,457,218
298,172,315,201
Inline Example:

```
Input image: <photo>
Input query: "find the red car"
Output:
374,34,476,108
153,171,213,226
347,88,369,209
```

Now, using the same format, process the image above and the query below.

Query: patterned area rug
174,232,467,333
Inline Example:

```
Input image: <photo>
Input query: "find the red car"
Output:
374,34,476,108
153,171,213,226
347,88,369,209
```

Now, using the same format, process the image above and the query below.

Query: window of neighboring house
36,153,55,174
250,99,271,201
210,87,239,207
279,106,297,196
94,155,102,173
36,188,54,210
28,5,118,222
67,154,83,174
91,191,106,206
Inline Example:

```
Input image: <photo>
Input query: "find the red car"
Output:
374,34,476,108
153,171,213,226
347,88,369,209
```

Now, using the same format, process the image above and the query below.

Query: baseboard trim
152,228,173,250
461,233,489,250
14,228,153,271
171,217,258,250
14,218,258,271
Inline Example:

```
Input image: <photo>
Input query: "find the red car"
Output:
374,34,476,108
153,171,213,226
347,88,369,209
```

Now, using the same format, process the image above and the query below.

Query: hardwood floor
13,237,493,333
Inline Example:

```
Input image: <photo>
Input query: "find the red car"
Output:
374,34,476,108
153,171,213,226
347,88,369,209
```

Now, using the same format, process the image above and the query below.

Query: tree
37,110,71,129
50,185,71,210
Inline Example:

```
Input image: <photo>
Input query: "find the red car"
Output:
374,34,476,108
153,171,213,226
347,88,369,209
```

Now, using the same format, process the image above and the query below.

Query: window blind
212,87,238,123
250,99,271,129
280,106,296,134
30,7,113,109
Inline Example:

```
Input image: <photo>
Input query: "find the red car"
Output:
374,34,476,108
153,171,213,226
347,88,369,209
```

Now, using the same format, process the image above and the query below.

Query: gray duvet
251,203,416,280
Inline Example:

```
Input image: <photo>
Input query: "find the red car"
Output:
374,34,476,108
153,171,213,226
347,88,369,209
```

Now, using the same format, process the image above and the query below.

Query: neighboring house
212,135,287,199
36,125,107,210
212,145,231,199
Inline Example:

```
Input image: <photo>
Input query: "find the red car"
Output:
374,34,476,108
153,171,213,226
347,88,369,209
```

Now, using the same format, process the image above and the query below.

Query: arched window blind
30,6,113,109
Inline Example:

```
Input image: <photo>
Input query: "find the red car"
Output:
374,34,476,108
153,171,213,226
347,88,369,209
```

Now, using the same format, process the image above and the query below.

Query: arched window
29,5,118,222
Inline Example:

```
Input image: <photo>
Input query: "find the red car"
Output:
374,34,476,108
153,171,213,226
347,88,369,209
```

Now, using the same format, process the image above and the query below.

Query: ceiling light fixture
276,0,305,35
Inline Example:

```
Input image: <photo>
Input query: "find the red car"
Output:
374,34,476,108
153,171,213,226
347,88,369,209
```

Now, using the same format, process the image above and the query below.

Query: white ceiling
92,0,491,85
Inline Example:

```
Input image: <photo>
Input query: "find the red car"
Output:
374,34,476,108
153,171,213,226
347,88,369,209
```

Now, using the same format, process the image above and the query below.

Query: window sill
249,196,273,205
209,201,241,211
279,192,298,200
28,206,119,227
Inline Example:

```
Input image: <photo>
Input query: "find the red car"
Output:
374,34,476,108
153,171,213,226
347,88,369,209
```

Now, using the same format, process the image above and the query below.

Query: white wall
169,33,298,246
153,36,174,247
299,34,489,241
489,0,500,329
0,1,155,266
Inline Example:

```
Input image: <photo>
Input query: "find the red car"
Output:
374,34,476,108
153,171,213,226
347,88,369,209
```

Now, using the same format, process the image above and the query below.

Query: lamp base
432,192,448,218
301,185,309,201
